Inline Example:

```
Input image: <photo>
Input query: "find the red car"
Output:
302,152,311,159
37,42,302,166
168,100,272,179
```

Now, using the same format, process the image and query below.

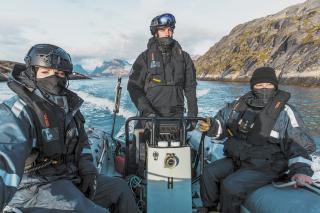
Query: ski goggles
152,13,176,27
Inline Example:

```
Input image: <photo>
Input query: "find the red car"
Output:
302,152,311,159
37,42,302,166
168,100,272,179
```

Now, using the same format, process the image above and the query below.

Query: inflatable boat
85,77,320,213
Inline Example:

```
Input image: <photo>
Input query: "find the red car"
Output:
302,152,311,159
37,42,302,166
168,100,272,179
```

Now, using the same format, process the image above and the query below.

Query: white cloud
0,0,306,65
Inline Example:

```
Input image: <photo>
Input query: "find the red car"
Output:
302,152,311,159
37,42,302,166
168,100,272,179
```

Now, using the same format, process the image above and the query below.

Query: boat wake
77,91,135,119
197,88,210,97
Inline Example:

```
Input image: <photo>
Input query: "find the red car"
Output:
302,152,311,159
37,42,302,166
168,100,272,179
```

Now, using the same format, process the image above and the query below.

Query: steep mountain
73,59,131,77
91,59,131,77
195,0,320,86
73,64,88,75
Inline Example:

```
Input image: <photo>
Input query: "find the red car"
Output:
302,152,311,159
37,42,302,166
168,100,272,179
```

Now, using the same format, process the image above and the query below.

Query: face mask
36,75,67,95
157,37,174,52
252,88,276,105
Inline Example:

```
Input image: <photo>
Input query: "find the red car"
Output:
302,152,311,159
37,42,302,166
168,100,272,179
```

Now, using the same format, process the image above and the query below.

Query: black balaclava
249,88,276,108
157,37,174,53
248,67,278,108
36,75,67,96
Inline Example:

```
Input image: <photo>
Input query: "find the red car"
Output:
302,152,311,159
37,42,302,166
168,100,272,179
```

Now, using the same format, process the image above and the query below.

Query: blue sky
0,0,305,69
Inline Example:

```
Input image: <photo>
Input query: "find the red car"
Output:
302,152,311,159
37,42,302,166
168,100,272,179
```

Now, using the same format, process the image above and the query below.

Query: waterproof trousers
200,158,278,213
5,175,138,213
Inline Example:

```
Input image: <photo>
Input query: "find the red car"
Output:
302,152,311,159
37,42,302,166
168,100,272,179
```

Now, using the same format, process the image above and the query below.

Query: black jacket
207,91,316,177
127,37,198,117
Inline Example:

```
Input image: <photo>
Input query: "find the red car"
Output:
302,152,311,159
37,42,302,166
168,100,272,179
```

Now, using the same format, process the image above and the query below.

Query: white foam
197,89,210,97
77,91,135,119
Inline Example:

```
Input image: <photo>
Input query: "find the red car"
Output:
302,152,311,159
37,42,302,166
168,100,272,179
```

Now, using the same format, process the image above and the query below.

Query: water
1,77,319,147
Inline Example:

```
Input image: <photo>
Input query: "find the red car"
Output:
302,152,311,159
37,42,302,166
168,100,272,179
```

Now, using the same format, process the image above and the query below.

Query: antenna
111,77,122,141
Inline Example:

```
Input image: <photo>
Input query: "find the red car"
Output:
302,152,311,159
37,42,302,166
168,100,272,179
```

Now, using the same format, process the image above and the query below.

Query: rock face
195,0,320,87
92,59,131,77
0,60,90,80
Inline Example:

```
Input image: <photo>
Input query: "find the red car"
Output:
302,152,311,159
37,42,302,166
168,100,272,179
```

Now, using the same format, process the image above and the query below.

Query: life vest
8,81,84,159
144,44,186,91
227,90,290,142
224,90,290,166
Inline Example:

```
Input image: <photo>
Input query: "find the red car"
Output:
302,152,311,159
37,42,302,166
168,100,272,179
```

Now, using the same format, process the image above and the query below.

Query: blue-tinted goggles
158,14,175,25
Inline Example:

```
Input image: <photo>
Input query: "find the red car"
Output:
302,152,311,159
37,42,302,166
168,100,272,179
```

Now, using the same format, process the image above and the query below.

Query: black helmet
24,44,73,74
150,13,176,36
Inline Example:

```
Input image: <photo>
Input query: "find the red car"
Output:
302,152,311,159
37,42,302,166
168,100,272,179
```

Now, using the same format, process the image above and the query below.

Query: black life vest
8,81,83,158
227,90,290,144
144,42,186,92
224,90,290,164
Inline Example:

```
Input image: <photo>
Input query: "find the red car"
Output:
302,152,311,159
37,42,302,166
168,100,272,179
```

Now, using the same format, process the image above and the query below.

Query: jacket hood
7,64,83,110
9,63,36,91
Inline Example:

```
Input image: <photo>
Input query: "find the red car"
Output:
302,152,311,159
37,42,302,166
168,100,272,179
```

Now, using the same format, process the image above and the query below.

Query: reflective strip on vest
284,105,299,128
0,169,20,187
288,156,312,166
216,119,222,138
211,119,223,139
32,138,37,148
11,100,25,118
0,151,16,173
81,148,92,155
0,149,20,187
270,130,280,139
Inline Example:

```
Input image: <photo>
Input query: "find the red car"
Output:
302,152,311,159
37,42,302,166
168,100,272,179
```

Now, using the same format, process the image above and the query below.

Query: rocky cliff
195,0,320,86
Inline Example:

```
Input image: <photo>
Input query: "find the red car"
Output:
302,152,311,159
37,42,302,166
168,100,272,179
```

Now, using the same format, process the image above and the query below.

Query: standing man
127,13,198,124
0,44,137,212
199,67,316,213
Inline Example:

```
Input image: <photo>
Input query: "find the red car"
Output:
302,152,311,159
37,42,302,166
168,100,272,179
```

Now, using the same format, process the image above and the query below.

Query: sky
0,0,305,70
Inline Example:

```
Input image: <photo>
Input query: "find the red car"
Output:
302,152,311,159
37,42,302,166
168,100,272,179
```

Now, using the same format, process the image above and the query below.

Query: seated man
199,67,316,213
0,44,137,212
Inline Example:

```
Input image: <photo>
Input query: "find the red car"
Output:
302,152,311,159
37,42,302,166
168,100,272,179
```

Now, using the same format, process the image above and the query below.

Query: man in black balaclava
0,44,137,212
127,13,198,123
198,67,316,213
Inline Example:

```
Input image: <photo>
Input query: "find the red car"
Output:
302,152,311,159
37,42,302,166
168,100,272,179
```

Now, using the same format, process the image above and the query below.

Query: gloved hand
198,118,211,132
186,120,197,132
291,173,313,188
80,174,97,200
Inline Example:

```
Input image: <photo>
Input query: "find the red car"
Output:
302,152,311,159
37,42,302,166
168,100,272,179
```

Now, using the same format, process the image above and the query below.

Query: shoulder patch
11,99,26,118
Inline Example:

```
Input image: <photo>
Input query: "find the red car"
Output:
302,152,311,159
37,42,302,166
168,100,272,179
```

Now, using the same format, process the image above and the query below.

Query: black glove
80,174,97,200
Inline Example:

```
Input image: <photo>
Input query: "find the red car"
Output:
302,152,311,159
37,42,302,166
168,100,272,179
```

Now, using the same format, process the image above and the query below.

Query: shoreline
197,76,320,88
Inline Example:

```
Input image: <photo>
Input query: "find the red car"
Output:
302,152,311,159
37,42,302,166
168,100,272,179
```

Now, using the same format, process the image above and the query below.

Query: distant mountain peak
74,59,132,77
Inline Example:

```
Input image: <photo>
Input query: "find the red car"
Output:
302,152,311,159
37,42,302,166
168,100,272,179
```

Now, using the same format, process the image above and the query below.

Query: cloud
1,0,305,65
0,22,33,62
175,27,226,56
70,30,148,66
0,15,48,62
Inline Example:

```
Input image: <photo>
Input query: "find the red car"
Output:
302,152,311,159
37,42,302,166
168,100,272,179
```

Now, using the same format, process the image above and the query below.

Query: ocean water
1,77,319,147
